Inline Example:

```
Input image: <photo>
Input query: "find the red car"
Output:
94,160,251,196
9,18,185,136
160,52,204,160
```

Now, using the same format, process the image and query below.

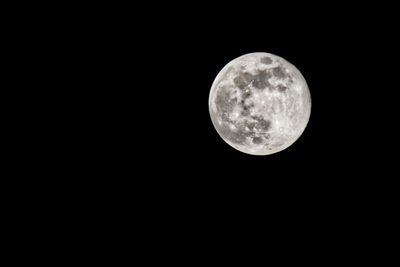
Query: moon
209,52,311,155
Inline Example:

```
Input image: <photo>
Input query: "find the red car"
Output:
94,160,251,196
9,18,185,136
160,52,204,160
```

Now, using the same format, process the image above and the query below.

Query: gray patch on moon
242,90,251,99
241,108,250,117
212,110,251,145
273,142,284,148
260,57,273,65
252,137,263,144
228,130,247,144
276,84,288,92
252,70,271,89
239,99,254,117
272,66,286,79
245,121,256,131
251,116,271,131
240,108,247,117
215,88,237,115
233,72,253,89
224,122,249,145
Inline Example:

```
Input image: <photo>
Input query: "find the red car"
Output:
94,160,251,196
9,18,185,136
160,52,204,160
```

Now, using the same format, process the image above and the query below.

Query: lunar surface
209,52,311,155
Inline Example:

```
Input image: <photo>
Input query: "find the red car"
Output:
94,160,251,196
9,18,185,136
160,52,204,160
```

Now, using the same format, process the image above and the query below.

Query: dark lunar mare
272,66,286,79
252,137,263,144
251,116,271,131
233,72,253,89
260,57,272,65
276,84,288,92
252,70,271,89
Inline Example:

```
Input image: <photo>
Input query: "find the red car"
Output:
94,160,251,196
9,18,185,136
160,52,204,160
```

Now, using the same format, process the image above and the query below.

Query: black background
50,4,393,245
94,5,395,179
15,2,397,257
73,3,399,208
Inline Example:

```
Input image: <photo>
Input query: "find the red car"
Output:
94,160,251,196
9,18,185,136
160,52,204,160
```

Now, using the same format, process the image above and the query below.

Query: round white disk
209,52,311,155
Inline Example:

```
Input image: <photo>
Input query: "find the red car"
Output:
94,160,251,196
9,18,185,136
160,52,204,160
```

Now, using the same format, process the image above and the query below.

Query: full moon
209,52,311,155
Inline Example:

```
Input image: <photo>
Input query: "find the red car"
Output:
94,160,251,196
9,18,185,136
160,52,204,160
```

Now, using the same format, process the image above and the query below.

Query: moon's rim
208,52,311,156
